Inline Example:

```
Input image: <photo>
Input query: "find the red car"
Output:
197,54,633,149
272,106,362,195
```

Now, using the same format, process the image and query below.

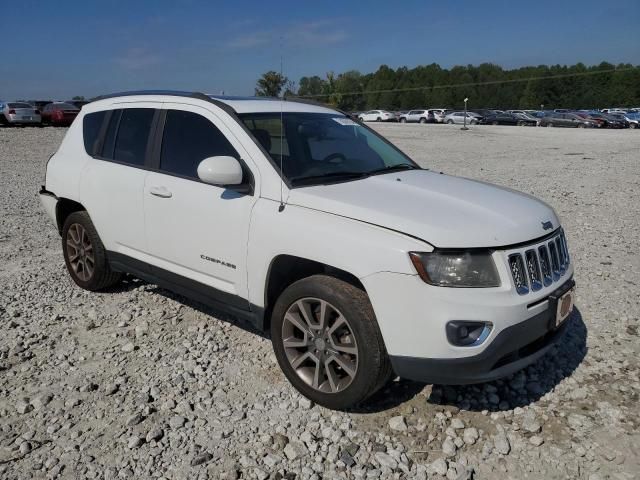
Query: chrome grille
508,230,570,295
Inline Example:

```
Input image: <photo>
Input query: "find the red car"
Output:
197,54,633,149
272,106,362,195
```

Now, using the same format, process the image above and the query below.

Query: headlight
409,251,501,287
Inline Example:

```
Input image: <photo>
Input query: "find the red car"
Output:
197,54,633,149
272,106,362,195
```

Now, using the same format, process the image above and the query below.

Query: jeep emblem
541,221,553,231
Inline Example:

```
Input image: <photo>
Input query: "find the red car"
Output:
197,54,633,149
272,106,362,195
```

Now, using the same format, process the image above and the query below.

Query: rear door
80,105,160,257
142,103,258,305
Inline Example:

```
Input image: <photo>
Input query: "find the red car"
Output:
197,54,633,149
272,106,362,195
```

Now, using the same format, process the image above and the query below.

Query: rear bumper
389,278,575,385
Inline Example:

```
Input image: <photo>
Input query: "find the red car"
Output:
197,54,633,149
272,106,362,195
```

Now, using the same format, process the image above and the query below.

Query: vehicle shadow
98,275,268,338
424,307,588,412
352,307,587,414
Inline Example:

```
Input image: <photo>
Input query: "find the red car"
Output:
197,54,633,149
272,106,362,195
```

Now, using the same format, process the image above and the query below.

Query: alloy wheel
66,223,94,282
281,298,358,394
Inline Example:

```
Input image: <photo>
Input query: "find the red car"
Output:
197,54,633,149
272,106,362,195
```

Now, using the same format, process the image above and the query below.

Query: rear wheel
546,122,553,127
62,211,122,291
578,123,586,128
399,118,406,123
446,119,454,124
271,275,392,410
419,118,426,124
492,121,499,126
376,117,381,122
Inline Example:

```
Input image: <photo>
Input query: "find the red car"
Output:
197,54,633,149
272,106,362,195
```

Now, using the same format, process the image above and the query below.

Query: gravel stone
388,415,408,431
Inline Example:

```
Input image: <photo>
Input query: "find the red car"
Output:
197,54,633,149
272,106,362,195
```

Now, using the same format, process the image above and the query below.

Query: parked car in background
399,109,432,123
29,100,53,112
427,109,447,123
539,113,594,128
480,112,537,126
514,112,540,125
41,102,80,126
472,109,501,118
622,112,640,128
574,112,606,128
605,113,631,128
601,108,627,114
358,110,396,122
443,111,482,125
0,102,42,126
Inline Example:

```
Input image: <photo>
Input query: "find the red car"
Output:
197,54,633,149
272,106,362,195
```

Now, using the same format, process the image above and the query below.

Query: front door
142,104,257,307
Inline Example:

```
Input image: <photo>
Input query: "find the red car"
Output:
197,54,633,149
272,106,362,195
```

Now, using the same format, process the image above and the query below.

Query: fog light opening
446,321,492,347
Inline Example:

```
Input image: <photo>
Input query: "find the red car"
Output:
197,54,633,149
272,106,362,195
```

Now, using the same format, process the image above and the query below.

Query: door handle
149,186,172,198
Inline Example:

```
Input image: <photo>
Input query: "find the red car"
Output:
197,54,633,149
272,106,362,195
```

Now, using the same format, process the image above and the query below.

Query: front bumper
389,278,574,384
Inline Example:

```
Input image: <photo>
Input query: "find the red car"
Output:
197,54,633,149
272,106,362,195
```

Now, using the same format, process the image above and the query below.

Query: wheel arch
55,197,86,234
262,254,365,331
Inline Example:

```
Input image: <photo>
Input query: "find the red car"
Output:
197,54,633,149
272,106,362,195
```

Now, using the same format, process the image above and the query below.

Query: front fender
247,199,432,308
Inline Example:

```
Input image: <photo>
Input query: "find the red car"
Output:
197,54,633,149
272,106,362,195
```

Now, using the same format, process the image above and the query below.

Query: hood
287,170,559,248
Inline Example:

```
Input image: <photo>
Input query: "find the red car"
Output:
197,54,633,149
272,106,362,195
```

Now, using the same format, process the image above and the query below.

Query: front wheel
446,119,454,124
270,275,392,410
399,118,406,123
62,211,122,291
419,118,426,124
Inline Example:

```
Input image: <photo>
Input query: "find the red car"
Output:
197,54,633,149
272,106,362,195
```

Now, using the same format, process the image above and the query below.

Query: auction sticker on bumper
556,287,575,326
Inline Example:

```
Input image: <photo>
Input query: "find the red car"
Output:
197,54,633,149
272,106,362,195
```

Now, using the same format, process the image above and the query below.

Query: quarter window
160,110,238,179
82,111,107,156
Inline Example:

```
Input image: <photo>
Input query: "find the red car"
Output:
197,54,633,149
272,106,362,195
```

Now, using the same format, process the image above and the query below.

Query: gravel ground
1,124,639,480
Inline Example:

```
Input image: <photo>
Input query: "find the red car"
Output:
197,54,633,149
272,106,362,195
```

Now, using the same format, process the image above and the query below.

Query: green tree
298,76,327,97
255,71,288,97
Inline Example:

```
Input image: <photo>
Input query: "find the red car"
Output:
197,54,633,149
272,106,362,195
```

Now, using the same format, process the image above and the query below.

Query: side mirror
197,156,243,186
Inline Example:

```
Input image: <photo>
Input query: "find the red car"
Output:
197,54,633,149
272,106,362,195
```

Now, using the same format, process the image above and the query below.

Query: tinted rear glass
53,103,78,110
83,111,107,156
160,110,237,179
113,109,155,166
8,103,33,109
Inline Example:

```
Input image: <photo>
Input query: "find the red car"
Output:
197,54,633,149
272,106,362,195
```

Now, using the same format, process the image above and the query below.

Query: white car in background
358,110,396,122
428,109,448,123
443,111,482,125
399,109,431,123
39,91,575,410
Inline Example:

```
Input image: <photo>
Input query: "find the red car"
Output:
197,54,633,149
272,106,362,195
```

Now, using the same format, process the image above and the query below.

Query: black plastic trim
39,186,57,199
107,251,264,331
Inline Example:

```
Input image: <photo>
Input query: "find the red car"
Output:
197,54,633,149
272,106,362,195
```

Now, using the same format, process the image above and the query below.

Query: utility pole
461,97,469,131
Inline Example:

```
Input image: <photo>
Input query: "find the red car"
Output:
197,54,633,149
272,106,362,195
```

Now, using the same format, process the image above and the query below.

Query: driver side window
159,110,238,179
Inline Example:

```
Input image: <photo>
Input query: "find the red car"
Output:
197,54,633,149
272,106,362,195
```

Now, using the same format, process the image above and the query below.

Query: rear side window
159,110,238,179
104,108,155,166
83,111,107,155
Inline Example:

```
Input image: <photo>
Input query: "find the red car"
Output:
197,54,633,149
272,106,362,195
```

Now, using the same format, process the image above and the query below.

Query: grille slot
509,231,570,295
525,249,542,291
509,254,529,295
538,245,552,287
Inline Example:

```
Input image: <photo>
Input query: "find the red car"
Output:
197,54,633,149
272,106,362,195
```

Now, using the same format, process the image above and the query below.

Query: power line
293,67,638,99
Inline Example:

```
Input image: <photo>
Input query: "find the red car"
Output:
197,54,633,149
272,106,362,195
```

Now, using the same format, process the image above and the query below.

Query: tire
630,123,636,129
399,118,406,123
492,121,499,126
546,123,553,127
376,117,381,122
419,118,426,124
270,275,392,410
446,120,454,124
62,211,122,291
470,120,477,125
578,123,585,128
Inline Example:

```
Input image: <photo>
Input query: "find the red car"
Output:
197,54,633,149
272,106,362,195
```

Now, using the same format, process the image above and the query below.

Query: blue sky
1,0,638,100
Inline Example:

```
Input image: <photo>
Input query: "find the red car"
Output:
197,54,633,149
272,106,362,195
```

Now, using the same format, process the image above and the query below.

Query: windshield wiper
290,171,370,186
368,164,421,176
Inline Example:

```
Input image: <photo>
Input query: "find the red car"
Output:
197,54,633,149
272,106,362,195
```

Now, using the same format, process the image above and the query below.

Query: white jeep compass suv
39,91,575,410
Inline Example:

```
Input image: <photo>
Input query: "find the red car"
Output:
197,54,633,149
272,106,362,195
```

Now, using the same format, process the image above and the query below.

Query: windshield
240,112,418,186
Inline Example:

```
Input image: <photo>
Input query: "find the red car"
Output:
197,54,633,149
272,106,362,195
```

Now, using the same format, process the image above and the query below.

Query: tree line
255,62,640,111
